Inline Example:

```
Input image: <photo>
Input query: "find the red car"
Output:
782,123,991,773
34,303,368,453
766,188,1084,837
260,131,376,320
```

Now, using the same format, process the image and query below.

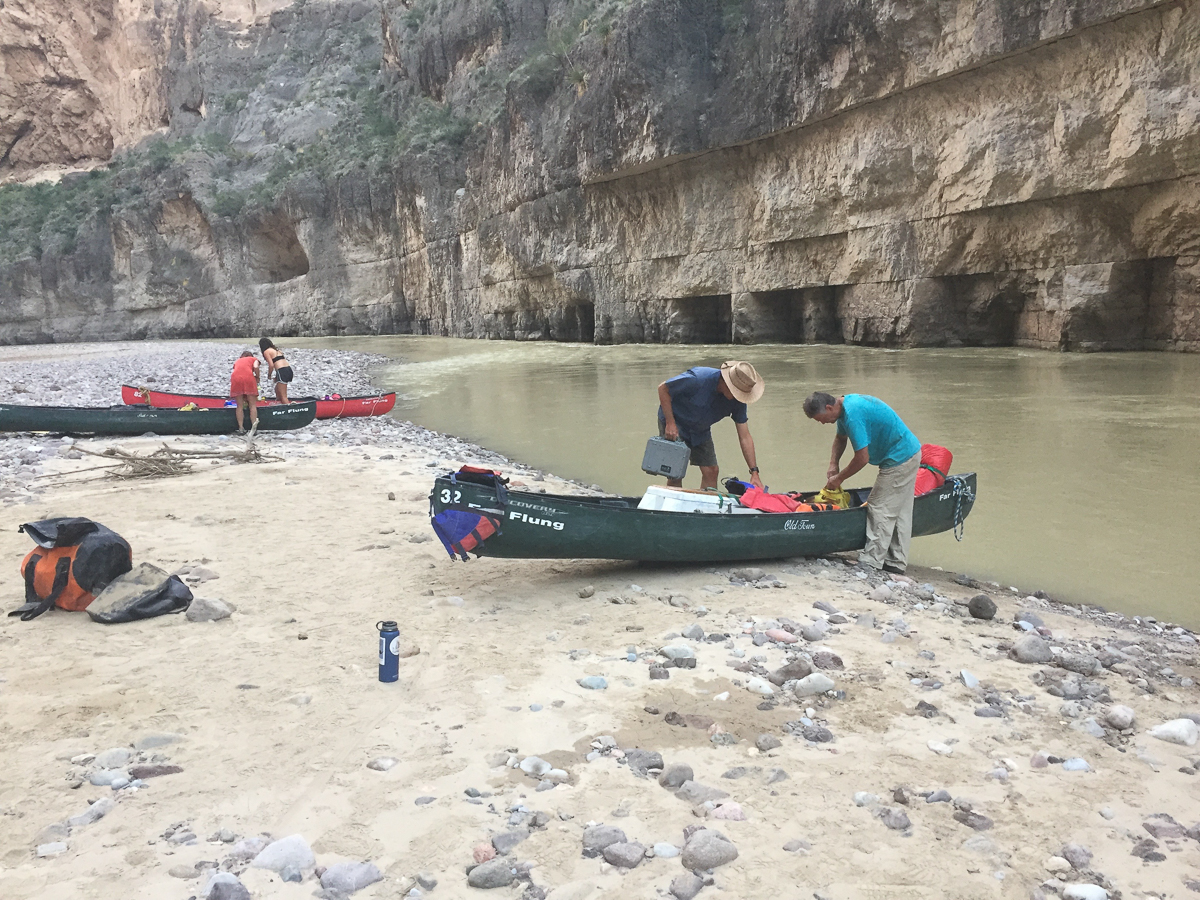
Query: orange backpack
11,518,132,621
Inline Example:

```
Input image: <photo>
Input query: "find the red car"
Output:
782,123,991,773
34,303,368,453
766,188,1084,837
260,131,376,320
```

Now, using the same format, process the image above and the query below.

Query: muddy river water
289,336,1200,626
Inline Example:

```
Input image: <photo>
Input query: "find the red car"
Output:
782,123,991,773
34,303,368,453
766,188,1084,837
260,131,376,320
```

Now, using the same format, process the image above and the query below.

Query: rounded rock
1009,634,1052,664
680,829,738,870
1149,718,1199,746
658,763,694,789
1104,705,1135,730
710,801,746,821
472,842,496,864
250,834,314,873
581,824,627,853
491,828,529,855
670,873,705,900
967,594,996,620
660,645,695,661
745,676,774,695
793,673,835,697
602,841,646,868
467,858,515,889
755,734,782,752
519,756,552,777
320,861,383,893
94,747,133,769
1061,843,1093,870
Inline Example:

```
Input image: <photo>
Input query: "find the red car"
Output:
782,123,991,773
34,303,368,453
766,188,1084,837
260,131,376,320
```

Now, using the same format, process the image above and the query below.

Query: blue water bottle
377,620,400,682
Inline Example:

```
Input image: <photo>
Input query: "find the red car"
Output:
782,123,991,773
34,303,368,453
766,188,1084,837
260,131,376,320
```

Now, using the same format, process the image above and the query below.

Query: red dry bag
914,444,953,496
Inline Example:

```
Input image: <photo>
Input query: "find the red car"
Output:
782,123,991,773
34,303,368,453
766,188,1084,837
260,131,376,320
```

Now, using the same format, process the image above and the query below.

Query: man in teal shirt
803,392,921,574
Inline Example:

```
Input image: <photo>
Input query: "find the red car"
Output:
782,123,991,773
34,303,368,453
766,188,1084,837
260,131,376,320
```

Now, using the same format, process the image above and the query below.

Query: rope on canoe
950,476,975,542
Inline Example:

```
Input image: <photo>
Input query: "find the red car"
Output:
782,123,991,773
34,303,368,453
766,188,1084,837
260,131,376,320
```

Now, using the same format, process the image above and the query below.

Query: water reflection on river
291,336,1199,625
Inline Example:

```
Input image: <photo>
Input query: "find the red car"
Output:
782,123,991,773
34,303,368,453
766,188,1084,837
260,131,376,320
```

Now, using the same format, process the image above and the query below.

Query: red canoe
121,385,396,419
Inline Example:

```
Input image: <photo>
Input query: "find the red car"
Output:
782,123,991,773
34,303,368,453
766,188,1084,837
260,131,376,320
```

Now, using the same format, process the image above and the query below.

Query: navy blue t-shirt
657,367,748,446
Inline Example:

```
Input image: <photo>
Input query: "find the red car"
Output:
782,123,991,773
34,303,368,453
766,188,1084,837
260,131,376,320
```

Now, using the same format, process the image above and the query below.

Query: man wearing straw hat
657,361,766,492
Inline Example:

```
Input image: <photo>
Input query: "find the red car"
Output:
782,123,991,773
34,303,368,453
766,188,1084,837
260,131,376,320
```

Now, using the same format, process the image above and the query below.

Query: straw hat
720,360,765,404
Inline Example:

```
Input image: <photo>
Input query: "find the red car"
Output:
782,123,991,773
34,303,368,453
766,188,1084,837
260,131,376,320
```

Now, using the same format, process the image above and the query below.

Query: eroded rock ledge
0,0,1196,350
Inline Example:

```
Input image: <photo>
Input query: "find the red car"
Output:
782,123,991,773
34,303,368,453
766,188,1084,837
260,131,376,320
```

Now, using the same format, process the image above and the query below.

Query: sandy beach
1,343,1198,900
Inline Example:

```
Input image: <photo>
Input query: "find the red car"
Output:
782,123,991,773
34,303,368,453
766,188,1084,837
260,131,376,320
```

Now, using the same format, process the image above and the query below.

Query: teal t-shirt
837,394,920,468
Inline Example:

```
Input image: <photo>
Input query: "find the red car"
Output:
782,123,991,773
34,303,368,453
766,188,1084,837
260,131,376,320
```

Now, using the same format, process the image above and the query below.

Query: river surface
287,336,1199,626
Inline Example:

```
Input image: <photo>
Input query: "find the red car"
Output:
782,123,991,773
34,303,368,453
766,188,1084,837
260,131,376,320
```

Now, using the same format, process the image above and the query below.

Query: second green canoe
0,400,316,435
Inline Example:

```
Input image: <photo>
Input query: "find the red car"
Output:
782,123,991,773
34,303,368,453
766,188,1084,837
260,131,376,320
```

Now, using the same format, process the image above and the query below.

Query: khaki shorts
658,420,718,468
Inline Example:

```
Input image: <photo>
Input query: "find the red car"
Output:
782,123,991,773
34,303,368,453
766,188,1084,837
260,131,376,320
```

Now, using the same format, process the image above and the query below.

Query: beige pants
859,452,920,570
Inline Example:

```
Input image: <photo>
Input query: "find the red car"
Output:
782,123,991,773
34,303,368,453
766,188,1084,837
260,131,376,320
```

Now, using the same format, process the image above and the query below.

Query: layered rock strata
0,0,1196,350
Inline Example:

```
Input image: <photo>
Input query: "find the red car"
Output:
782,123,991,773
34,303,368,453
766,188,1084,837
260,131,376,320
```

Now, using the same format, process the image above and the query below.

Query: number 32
439,489,462,504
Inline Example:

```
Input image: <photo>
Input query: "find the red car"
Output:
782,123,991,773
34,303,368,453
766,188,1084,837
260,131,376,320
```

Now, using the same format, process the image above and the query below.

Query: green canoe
0,400,316,435
429,471,977,562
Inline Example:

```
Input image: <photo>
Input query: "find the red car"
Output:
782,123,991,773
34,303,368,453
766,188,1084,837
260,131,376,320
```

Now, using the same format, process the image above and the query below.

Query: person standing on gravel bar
230,351,260,434
259,338,293,404
657,361,765,492
804,391,921,575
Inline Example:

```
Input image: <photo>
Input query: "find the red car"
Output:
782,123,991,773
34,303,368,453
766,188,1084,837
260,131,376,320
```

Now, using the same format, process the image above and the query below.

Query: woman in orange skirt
230,351,261,433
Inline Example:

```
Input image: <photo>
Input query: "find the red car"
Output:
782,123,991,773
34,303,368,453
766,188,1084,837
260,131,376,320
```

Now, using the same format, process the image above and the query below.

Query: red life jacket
738,489,839,514
739,488,802,513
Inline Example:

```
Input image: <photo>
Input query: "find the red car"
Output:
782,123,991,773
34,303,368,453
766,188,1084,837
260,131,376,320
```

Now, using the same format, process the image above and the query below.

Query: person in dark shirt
259,338,294,404
657,361,765,491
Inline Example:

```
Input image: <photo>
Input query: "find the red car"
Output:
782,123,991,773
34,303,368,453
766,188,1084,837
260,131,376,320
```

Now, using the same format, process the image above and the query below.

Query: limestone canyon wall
0,0,1197,350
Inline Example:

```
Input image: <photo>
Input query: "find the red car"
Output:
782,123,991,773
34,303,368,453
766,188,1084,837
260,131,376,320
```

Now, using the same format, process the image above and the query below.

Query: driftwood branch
40,437,281,482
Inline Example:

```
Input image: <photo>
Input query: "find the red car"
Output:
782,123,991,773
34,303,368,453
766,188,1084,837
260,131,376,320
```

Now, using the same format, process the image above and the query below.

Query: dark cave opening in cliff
665,294,733,343
575,303,596,343
554,303,595,342
246,215,310,284
738,288,842,344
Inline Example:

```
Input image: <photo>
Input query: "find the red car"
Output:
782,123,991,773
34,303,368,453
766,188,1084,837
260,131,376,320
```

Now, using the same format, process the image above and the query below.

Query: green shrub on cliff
400,101,474,153
211,191,246,218
0,169,121,264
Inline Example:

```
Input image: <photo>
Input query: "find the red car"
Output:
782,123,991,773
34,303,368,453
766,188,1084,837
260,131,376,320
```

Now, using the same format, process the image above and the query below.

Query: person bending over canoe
657,361,765,492
231,351,261,434
804,391,921,576
259,338,294,404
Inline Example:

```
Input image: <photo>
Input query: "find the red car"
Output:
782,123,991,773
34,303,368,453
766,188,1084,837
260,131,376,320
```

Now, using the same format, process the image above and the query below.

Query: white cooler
637,486,736,513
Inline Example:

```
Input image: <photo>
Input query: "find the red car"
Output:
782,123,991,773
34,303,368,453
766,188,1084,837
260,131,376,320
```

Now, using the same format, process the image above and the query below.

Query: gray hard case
641,436,690,479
